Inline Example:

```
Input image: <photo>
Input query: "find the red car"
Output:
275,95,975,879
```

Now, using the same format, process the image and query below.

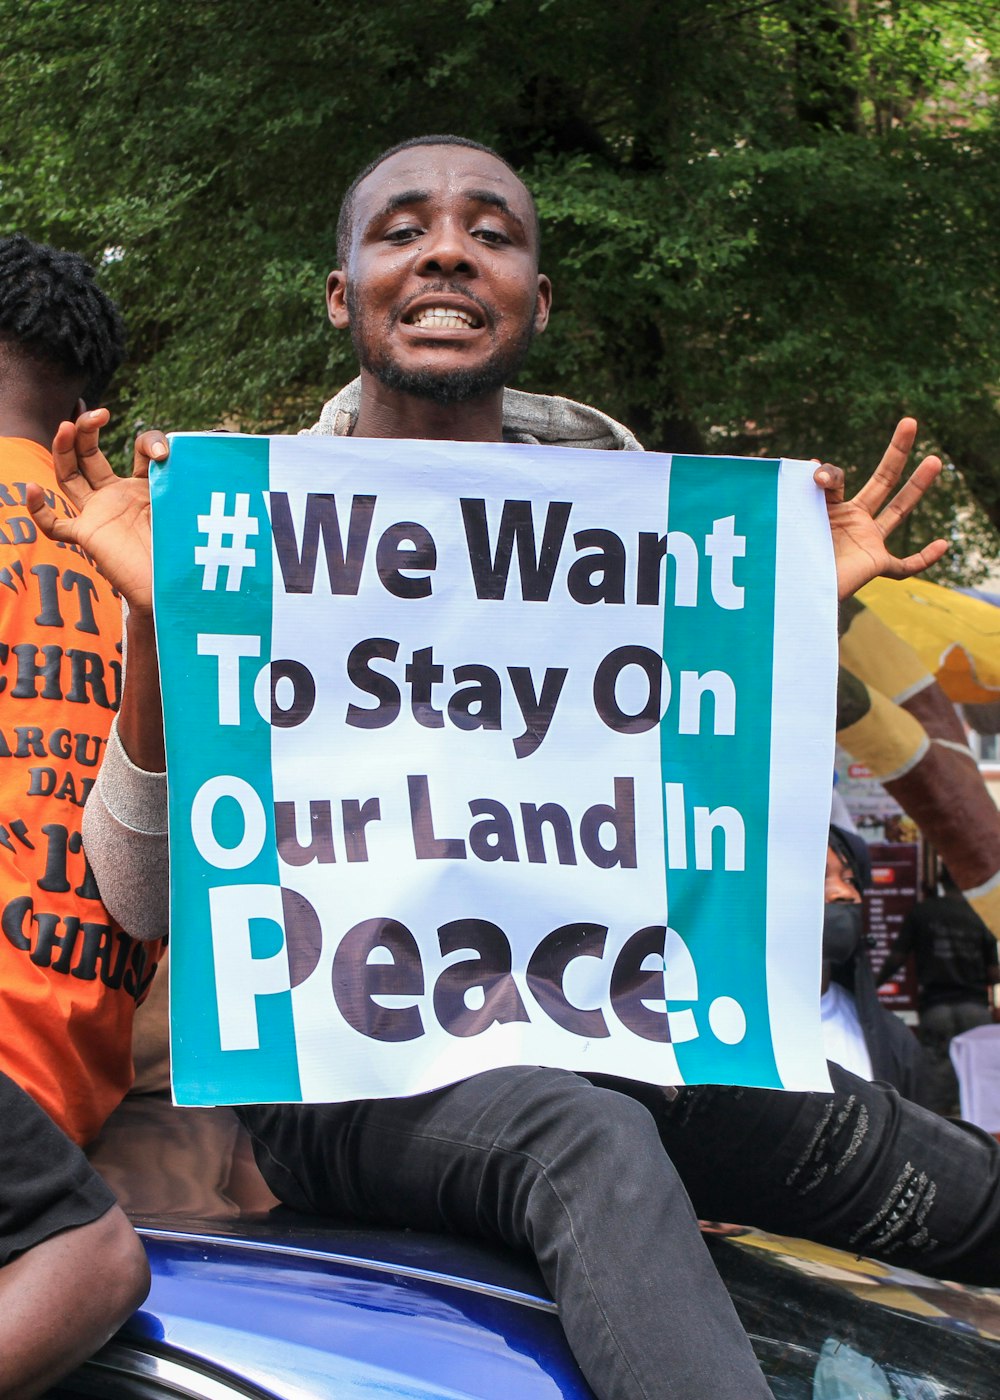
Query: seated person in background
879,865,1000,1115
0,233,152,1397
822,825,924,1101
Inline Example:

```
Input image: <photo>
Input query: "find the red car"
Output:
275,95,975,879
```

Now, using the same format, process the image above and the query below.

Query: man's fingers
70,407,115,483
853,416,919,516
814,463,845,502
50,421,92,505
51,410,115,502
882,537,950,580
25,482,67,542
133,431,168,479
874,456,943,538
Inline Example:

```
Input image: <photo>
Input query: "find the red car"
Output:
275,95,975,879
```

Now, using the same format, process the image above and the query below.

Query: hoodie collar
303,378,644,452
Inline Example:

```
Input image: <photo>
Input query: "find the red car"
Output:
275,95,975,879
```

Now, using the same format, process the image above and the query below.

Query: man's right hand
26,407,168,614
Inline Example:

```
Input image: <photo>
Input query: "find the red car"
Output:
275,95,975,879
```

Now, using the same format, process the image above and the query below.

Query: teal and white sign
151,434,837,1106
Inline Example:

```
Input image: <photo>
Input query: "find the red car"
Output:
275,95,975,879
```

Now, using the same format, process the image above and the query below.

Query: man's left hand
814,417,948,601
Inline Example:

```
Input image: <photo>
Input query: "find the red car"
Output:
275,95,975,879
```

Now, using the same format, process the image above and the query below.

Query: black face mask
822,902,864,966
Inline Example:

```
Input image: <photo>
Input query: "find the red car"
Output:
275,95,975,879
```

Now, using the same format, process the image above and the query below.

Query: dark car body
53,1095,1000,1399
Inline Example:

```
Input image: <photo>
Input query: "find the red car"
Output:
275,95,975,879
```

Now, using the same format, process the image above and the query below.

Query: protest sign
150,434,837,1105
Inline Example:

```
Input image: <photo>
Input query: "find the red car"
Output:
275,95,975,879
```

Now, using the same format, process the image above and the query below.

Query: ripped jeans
240,1063,1000,1400
655,1060,1000,1286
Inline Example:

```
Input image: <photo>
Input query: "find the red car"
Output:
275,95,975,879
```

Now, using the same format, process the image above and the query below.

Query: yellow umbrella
858,577,1000,705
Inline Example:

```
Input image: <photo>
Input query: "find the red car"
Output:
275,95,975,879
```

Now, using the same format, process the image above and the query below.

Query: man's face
822,843,864,973
328,145,551,405
825,845,862,905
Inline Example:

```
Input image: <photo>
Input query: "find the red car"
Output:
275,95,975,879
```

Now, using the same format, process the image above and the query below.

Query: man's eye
474,227,510,244
385,226,422,242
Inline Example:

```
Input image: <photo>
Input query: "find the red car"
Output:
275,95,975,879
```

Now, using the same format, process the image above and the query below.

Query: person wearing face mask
822,825,924,1101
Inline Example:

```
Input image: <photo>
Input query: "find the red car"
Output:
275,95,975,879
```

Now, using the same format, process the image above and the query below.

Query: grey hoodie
304,378,643,452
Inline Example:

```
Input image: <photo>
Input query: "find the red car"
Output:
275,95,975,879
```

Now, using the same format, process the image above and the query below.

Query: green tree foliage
1,0,998,574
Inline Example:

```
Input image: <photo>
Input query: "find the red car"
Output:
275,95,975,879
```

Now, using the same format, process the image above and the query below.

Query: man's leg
656,1062,1000,1286
919,1001,991,1116
240,1066,772,1400
0,1073,150,1399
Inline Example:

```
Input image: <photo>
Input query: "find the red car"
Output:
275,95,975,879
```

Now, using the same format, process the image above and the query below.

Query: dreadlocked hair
0,234,125,404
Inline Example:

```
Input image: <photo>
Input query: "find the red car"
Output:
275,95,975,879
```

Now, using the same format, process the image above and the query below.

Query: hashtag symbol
194,493,260,591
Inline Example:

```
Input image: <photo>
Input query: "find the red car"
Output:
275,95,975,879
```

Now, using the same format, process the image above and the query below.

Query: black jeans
656,1063,1000,1286
918,999,992,1115
239,1063,1000,1400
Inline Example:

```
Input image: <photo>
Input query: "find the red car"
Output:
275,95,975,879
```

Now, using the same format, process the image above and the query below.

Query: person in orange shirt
0,233,152,1397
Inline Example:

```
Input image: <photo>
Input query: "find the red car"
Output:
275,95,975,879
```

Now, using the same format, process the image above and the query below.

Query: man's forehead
353,145,531,219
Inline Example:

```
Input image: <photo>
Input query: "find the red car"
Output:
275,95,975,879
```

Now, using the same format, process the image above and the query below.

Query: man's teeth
410,306,479,328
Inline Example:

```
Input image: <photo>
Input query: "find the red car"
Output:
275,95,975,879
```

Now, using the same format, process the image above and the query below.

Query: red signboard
863,842,920,1012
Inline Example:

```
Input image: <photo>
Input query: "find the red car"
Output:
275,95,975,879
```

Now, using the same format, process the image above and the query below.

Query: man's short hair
0,234,126,404
335,134,540,265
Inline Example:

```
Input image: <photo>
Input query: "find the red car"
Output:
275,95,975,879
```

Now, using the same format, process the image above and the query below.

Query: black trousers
239,1063,1000,1400
918,999,992,1115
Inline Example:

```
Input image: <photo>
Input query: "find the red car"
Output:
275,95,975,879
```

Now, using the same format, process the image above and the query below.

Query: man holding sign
31,137,1000,1399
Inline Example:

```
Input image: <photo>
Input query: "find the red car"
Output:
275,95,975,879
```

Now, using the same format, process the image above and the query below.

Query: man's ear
534,274,553,335
327,270,350,328
73,397,87,421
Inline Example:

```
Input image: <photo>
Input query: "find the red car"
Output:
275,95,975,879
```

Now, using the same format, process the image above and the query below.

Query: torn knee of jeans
848,1164,938,1258
785,1095,869,1196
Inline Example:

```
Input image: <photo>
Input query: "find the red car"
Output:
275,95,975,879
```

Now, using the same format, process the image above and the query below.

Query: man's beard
347,285,536,406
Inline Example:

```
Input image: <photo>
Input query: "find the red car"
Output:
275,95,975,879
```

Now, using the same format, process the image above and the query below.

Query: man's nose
415,222,478,277
835,887,863,905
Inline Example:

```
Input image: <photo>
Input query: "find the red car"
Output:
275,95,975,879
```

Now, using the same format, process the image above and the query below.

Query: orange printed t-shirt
0,437,161,1144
